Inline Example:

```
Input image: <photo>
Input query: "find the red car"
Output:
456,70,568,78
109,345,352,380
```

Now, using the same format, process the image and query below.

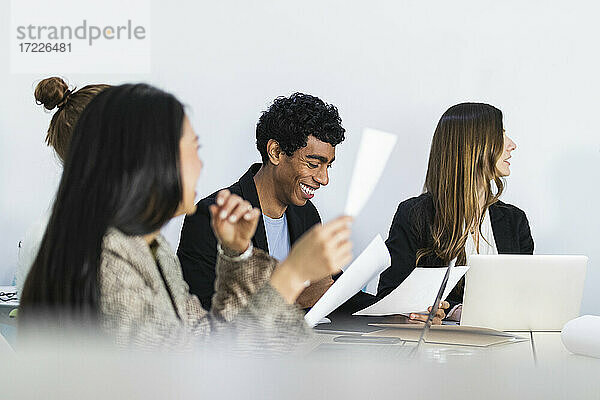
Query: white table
304,329,596,366
2,329,599,399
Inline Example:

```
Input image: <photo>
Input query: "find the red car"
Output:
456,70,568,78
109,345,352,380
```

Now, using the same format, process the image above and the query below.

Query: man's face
273,136,336,207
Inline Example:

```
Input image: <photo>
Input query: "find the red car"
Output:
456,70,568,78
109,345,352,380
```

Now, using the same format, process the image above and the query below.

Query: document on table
344,128,397,217
304,234,391,327
364,325,527,347
353,266,469,316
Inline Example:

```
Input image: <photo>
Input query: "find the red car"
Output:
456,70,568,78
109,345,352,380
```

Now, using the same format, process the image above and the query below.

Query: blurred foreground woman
20,84,352,350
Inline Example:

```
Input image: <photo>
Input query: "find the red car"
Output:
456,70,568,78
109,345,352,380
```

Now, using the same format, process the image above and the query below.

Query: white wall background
1,1,599,314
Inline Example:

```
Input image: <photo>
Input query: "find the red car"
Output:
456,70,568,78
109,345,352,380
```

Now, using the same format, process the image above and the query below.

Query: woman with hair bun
34,77,111,162
16,77,110,294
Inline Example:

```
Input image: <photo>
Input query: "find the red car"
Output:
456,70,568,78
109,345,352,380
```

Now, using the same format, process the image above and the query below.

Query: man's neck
253,164,288,218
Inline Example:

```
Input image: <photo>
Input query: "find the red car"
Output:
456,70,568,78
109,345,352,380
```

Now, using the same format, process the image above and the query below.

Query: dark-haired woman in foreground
378,103,533,323
20,84,352,349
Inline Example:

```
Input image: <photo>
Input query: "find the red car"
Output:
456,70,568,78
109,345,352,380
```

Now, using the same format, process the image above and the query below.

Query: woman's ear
266,139,282,166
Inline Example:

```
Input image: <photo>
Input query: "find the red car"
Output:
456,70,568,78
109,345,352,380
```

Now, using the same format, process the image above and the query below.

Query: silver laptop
461,255,588,331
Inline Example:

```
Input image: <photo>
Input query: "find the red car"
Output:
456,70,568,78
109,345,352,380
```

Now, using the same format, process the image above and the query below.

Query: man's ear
266,139,282,166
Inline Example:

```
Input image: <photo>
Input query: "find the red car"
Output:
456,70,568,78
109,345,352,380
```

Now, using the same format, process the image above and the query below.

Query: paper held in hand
304,234,391,327
353,266,469,316
344,128,397,217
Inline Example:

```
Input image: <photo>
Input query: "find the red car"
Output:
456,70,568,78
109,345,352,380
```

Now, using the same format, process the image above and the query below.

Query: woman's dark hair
34,76,111,162
20,84,185,324
256,92,345,163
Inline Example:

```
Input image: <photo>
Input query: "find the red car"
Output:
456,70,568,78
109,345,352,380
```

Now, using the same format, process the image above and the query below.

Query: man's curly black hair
256,92,346,163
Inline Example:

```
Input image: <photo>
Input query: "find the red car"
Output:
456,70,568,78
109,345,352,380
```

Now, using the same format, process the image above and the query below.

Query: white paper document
304,235,391,327
344,128,397,217
354,266,469,316
363,274,380,296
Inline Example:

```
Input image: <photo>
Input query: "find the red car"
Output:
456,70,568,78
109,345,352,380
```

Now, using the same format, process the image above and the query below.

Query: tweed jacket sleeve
211,245,279,321
99,229,310,350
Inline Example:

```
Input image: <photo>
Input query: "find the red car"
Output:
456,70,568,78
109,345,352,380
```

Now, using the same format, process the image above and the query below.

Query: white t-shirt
448,209,498,321
465,209,498,257
262,213,291,262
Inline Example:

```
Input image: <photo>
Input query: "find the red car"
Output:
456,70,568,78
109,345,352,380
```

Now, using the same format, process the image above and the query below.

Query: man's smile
300,183,317,199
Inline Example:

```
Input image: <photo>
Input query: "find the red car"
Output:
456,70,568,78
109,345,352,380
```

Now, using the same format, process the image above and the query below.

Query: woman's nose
507,137,517,151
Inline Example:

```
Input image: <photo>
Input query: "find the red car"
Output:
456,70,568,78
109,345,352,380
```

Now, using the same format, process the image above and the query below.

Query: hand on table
408,301,450,325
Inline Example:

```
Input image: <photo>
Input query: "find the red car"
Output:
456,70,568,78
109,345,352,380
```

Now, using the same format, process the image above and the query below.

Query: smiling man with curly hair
178,93,346,310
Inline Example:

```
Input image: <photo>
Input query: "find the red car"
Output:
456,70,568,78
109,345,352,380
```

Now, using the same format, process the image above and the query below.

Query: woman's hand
446,304,462,322
408,301,450,325
209,190,260,254
270,216,353,304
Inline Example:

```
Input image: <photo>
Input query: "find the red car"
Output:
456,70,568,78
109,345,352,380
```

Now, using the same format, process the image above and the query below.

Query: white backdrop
1,0,599,314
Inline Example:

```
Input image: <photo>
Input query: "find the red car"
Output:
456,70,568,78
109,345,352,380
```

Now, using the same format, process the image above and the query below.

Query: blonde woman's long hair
417,103,505,266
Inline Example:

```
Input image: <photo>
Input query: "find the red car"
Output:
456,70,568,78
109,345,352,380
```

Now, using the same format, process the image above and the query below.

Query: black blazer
377,193,534,303
177,163,321,309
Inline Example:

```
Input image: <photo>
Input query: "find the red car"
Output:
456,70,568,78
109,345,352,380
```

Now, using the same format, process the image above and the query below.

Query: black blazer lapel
489,203,515,253
254,216,269,252
238,164,269,252
285,206,303,244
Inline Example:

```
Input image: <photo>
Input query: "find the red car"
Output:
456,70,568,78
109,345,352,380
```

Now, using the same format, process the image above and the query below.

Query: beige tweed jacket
98,228,311,350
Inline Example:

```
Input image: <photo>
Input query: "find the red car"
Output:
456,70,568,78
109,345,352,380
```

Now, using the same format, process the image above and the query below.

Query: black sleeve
517,208,534,254
177,200,218,309
377,202,420,299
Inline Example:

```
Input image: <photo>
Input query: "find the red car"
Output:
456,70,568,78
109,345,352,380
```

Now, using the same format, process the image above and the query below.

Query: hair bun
35,77,70,110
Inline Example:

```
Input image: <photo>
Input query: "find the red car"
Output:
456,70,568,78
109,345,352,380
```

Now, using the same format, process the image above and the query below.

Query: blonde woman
378,103,534,323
